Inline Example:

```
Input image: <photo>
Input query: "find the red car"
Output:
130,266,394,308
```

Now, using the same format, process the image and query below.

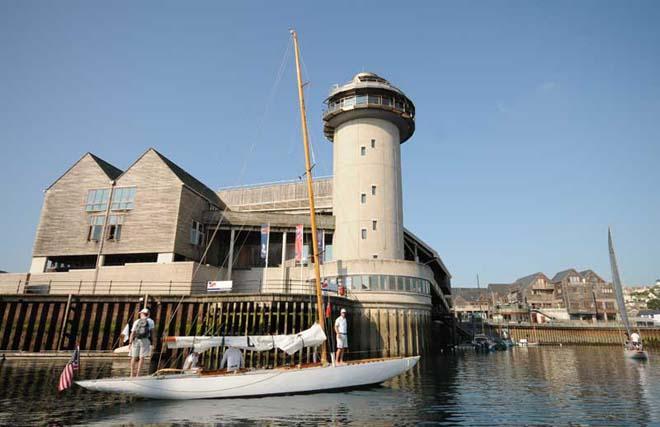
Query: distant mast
290,29,327,363
608,228,630,335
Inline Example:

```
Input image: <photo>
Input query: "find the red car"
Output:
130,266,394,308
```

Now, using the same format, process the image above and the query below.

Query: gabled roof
90,153,123,180
513,272,548,289
551,268,581,283
488,283,515,296
580,269,605,283
451,287,488,302
120,148,223,207
47,152,123,190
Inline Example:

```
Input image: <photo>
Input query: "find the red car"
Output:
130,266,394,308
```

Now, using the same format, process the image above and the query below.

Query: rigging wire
158,37,295,370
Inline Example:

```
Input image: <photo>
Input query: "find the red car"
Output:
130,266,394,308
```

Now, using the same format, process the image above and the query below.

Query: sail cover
608,229,630,335
164,323,326,355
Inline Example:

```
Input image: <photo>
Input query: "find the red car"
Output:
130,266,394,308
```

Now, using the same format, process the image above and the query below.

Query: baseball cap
140,308,150,314
340,308,347,313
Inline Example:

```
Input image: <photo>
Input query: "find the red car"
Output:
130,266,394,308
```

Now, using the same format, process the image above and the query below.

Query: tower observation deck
323,72,415,261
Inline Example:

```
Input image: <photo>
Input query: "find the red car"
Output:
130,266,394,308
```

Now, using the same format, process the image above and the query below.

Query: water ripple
0,346,658,425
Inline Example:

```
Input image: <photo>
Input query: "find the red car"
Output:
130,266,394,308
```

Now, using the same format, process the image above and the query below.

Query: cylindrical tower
323,72,415,260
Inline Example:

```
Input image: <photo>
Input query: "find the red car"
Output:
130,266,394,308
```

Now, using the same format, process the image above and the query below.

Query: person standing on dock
129,308,155,377
335,308,348,364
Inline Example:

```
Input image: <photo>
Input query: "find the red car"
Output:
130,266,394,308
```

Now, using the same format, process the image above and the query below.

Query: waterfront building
450,288,490,321
452,268,618,324
0,72,452,351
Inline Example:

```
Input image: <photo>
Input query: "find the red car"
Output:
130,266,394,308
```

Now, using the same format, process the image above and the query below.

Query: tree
647,299,660,311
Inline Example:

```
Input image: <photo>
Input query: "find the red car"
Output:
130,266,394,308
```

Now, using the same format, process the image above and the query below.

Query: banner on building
260,224,270,260
295,224,303,262
317,229,324,264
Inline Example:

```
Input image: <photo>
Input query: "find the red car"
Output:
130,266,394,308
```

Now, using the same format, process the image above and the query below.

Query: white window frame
361,228,367,240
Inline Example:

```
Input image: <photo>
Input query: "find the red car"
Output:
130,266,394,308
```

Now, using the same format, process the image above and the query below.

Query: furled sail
608,228,630,335
164,323,326,355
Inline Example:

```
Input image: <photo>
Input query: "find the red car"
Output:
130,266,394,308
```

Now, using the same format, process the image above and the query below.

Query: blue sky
1,1,659,286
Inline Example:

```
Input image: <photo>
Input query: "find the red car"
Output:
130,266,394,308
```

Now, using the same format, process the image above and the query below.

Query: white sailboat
76,30,420,399
608,228,648,360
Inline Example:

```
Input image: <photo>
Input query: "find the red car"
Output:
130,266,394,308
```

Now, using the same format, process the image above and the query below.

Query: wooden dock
499,323,660,346
0,294,431,368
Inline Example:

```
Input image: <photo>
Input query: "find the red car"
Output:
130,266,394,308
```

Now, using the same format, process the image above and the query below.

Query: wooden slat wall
0,294,436,367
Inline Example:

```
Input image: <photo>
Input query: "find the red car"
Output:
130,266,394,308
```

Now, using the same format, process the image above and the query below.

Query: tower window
361,228,367,240
371,185,376,196
361,193,366,204
372,220,377,231
371,139,376,148
360,146,366,156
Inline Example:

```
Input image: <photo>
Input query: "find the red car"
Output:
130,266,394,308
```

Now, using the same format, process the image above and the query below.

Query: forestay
164,323,326,355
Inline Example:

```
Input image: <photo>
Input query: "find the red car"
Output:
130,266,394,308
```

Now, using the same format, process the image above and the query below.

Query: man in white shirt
129,308,155,377
334,308,348,364
630,332,641,349
220,347,244,372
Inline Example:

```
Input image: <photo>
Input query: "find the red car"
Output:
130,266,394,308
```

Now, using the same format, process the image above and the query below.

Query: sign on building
207,281,233,292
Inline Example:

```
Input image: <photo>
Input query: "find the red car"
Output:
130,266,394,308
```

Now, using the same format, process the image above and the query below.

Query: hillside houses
452,268,618,324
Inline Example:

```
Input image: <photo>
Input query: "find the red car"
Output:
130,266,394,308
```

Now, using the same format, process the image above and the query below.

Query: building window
361,193,366,204
371,185,376,196
86,187,136,212
85,189,111,212
371,139,375,148
88,216,104,241
111,187,136,210
360,146,366,156
361,228,367,240
372,220,377,231
190,220,205,246
106,215,124,241
88,215,123,241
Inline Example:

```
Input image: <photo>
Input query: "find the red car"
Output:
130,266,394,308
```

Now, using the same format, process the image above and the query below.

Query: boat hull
76,356,420,400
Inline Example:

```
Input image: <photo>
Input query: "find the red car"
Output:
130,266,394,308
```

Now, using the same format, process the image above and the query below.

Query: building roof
488,283,515,296
580,269,605,283
150,149,223,207
513,272,548,289
120,148,223,207
551,268,581,283
47,152,123,190
89,153,123,180
451,287,488,302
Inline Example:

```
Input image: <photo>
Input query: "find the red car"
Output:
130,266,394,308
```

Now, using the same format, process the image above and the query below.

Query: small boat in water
609,228,648,361
472,334,496,352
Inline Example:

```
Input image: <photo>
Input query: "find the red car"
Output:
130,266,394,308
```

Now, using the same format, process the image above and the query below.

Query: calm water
1,346,659,426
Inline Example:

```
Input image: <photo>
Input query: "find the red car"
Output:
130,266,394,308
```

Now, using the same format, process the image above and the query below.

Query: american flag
57,346,80,392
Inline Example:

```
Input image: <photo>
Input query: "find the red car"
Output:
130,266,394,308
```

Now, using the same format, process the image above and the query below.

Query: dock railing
0,278,345,297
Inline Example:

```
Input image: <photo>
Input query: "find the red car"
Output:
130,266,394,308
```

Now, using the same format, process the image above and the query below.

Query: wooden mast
290,29,327,363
